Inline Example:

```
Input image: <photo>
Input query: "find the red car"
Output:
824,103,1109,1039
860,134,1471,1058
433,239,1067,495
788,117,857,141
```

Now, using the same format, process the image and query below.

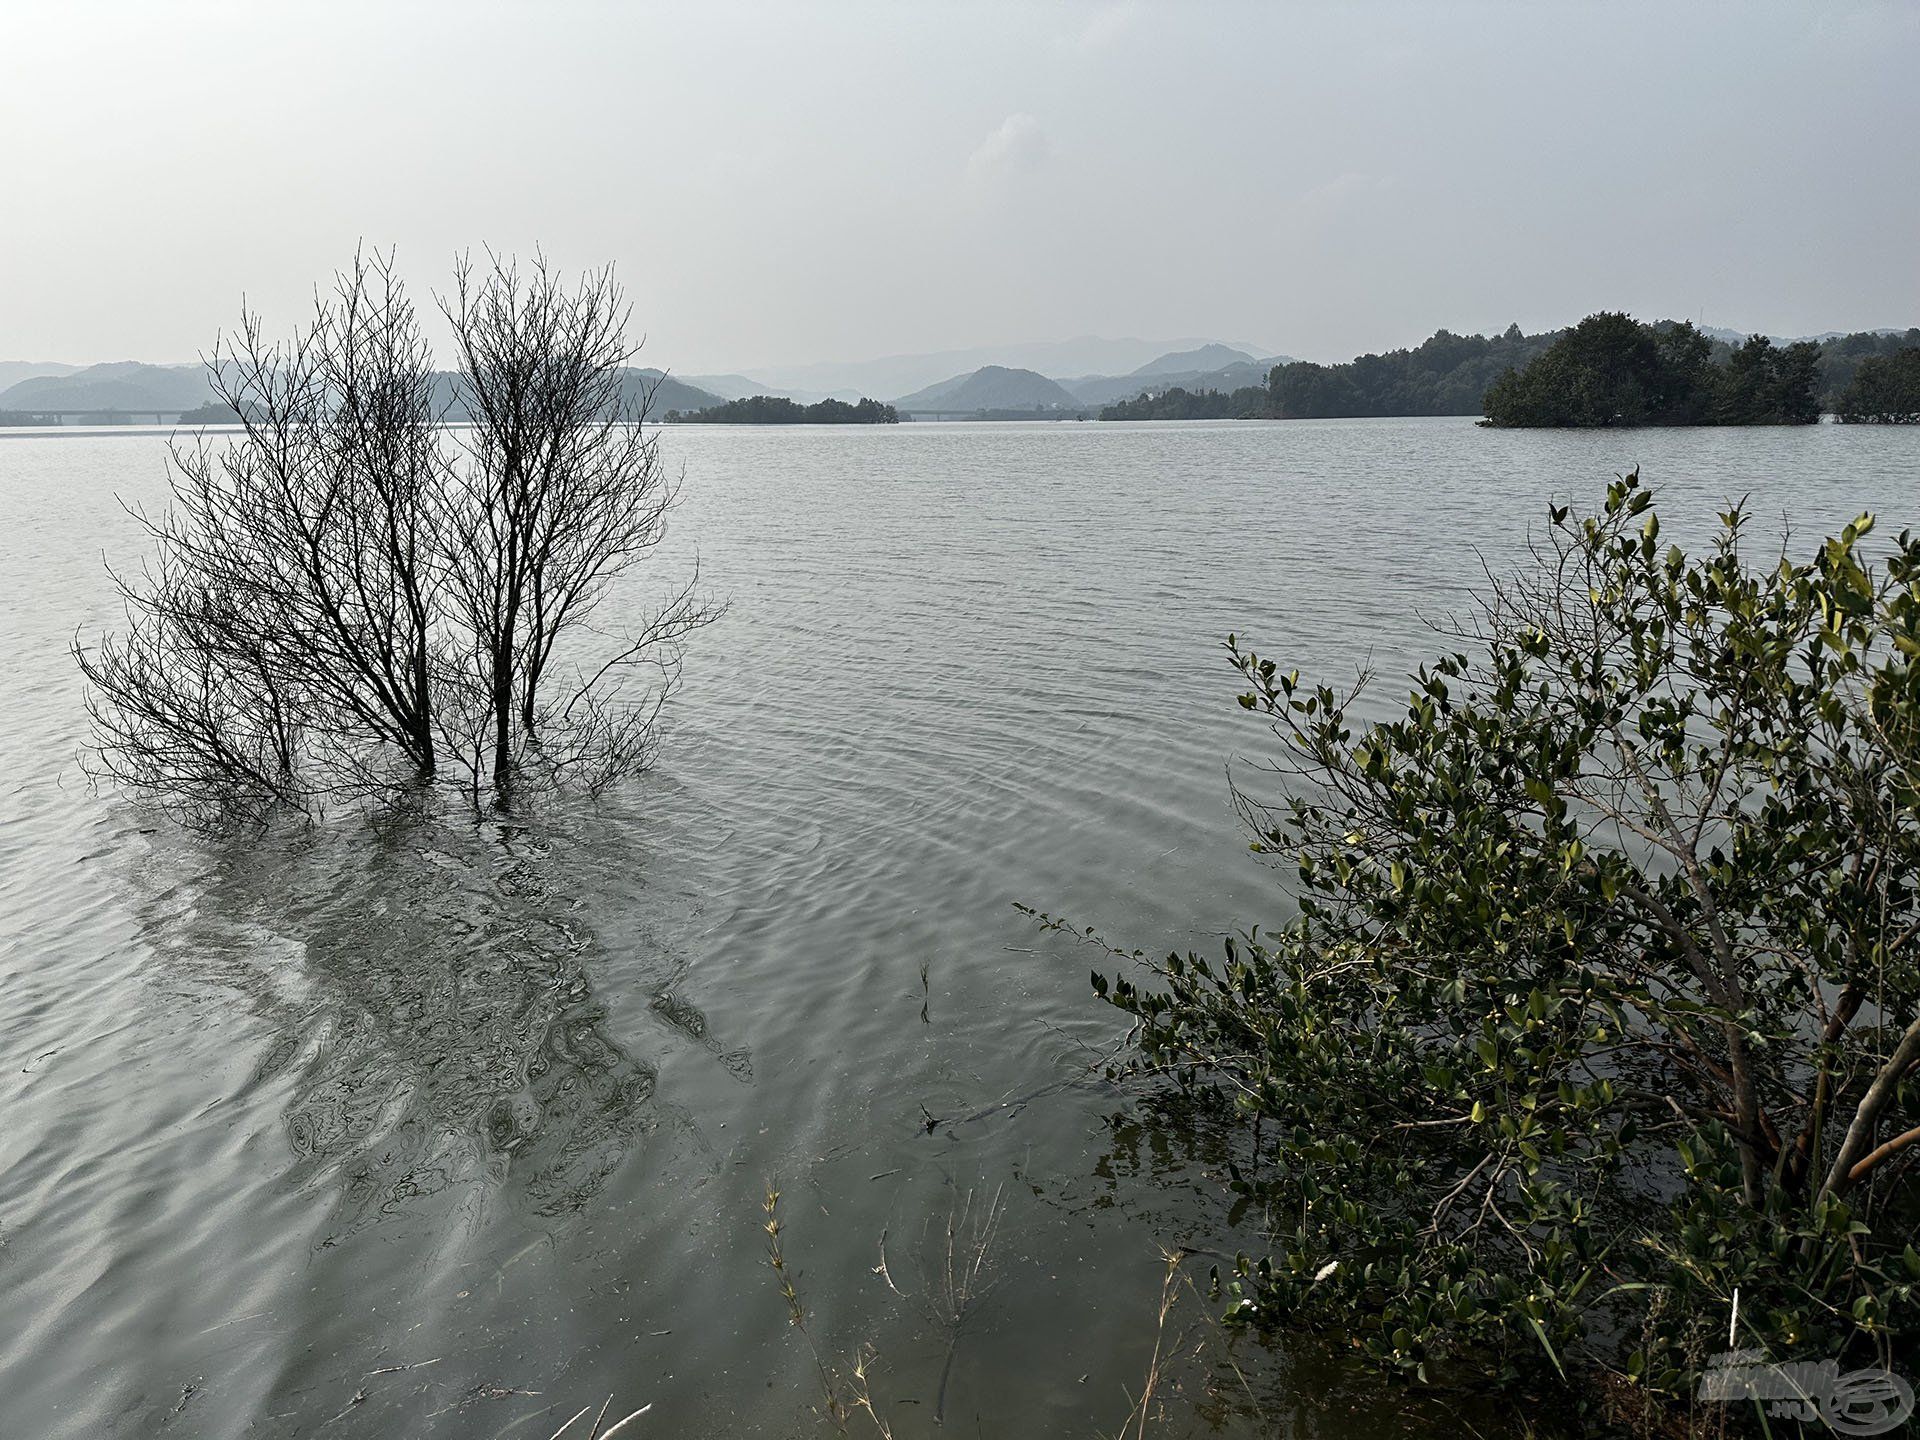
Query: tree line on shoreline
665,394,897,424
1482,314,1822,427
1101,315,1920,426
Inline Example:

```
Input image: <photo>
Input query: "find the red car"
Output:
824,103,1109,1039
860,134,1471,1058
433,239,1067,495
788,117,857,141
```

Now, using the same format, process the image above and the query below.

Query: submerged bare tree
77,250,715,827
440,253,714,797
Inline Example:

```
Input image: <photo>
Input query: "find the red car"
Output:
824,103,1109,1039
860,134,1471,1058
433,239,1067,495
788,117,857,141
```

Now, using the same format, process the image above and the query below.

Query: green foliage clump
1717,333,1824,425
667,394,897,424
1483,314,1822,427
1836,349,1920,424
1080,474,1920,1411
1268,324,1555,419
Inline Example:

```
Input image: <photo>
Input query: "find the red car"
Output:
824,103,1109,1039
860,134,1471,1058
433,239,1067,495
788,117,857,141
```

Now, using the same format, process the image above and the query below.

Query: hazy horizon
4,1,1917,374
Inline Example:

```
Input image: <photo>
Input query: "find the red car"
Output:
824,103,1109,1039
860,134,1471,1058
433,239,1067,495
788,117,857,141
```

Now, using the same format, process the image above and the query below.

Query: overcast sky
4,1,1916,372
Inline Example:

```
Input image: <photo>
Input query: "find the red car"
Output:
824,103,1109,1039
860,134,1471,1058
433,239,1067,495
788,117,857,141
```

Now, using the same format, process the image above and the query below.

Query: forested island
1100,316,1920,426
666,395,897,424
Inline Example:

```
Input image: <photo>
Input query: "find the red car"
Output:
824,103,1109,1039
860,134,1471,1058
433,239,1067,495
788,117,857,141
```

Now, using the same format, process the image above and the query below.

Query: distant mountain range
621,370,727,415
1,361,216,414
1130,343,1257,377
686,341,1301,416
1698,325,1915,347
743,336,1279,404
0,361,727,420
0,361,79,392
678,372,822,403
421,368,728,420
890,345,1298,415
0,344,1324,424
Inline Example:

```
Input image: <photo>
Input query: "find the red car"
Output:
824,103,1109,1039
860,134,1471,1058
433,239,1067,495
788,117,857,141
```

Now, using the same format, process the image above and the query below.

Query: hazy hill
0,361,79,392
627,369,727,414
752,337,1275,402
681,372,797,402
1130,343,1255,377
0,361,215,413
894,365,1083,412
1699,325,1914,347
426,368,724,419
1,365,722,421
685,376,867,405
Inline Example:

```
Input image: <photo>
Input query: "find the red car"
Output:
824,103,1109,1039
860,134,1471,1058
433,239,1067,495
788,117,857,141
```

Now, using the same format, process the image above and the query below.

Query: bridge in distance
1,409,198,426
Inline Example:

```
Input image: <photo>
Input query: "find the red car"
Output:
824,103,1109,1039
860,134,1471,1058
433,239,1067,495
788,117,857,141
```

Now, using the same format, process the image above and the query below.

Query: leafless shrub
75,248,718,828
922,1182,1007,1426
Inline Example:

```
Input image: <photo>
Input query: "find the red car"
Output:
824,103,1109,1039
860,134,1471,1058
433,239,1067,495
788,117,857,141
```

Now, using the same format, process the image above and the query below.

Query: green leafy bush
1079,473,1920,1414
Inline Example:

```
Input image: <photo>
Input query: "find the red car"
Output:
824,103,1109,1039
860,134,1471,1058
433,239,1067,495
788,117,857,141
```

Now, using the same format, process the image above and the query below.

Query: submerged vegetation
1062,473,1920,1426
76,250,717,827
668,394,898,424
763,1181,1013,1436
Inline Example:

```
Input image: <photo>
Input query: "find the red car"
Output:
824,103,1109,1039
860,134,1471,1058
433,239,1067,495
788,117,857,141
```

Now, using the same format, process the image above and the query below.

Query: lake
1,417,1914,1437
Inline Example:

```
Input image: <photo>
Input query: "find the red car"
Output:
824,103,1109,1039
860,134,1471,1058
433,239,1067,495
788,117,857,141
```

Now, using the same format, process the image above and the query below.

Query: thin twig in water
764,1186,897,1438
925,1184,1008,1426
874,1225,909,1298
548,1395,652,1440
597,1402,653,1438
366,1357,443,1377
1112,1251,1183,1440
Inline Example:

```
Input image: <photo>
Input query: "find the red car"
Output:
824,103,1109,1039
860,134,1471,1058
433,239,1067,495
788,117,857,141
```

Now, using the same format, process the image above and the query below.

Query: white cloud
966,113,1050,184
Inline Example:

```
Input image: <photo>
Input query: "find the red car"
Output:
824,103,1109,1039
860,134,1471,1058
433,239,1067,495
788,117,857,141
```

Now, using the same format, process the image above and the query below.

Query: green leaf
1525,1314,1567,1381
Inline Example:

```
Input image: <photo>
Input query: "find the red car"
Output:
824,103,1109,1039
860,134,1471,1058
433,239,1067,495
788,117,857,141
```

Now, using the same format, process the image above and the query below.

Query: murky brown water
2,417,1914,1437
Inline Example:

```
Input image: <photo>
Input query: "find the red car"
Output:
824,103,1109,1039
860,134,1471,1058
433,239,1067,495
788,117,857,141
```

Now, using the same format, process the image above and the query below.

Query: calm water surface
1,418,1914,1438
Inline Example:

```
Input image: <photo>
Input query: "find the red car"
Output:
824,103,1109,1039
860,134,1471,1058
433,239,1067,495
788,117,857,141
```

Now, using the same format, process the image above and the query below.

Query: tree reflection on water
141,810,686,1241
